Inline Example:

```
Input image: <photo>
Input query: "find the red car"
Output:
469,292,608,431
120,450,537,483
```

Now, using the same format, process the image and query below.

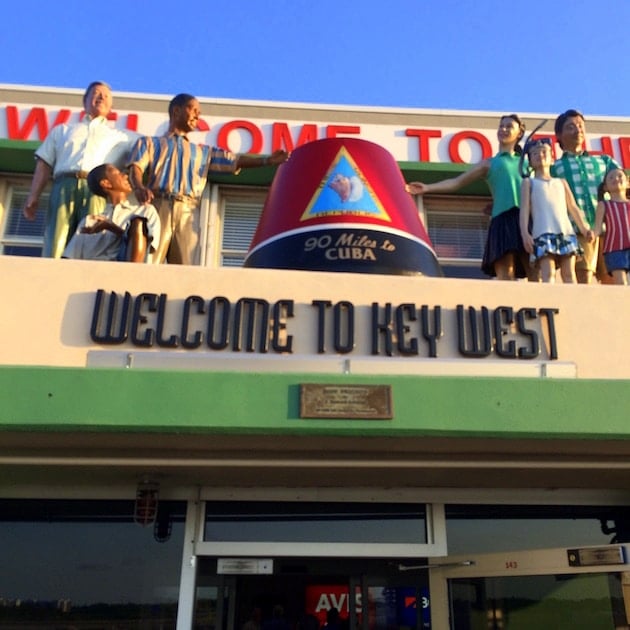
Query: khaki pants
152,196,200,265
576,233,611,283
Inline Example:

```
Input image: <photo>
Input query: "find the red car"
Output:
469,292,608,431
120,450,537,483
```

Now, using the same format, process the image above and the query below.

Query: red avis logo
305,585,361,624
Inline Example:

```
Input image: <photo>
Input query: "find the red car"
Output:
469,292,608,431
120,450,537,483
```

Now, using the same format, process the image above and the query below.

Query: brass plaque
300,384,393,419
567,546,626,567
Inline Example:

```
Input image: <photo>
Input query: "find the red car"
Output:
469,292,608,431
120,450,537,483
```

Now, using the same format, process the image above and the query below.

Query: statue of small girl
519,139,593,283
593,168,630,285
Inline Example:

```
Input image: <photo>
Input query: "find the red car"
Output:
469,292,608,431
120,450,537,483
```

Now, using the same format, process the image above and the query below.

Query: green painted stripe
1,366,629,439
0,139,40,174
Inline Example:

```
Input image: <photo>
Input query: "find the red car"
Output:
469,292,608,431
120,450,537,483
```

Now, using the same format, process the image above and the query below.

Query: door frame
194,499,447,558
177,496,447,628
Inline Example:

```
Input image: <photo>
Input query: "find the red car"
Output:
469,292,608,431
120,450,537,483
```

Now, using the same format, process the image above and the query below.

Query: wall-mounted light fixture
134,479,159,527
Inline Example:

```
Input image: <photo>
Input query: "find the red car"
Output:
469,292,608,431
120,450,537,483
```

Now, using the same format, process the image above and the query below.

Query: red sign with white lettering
3,103,630,167
304,584,359,625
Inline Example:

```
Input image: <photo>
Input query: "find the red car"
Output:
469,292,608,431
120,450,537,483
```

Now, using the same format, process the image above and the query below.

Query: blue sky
3,0,630,118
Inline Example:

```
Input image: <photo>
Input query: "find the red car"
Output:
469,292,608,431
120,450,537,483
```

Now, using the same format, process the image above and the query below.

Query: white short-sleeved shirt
63,201,160,261
35,116,137,176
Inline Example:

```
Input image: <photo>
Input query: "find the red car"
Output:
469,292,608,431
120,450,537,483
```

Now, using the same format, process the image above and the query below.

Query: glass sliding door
450,572,628,629
193,556,430,629
433,546,630,629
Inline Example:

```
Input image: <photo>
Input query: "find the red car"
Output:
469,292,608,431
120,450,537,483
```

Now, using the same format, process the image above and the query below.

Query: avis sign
304,584,428,627
305,584,361,625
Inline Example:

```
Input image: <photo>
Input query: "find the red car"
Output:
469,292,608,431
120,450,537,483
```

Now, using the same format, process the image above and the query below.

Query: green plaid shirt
551,151,619,225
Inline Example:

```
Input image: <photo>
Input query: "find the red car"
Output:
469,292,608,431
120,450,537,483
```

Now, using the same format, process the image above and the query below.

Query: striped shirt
551,151,619,225
601,200,630,254
128,133,238,199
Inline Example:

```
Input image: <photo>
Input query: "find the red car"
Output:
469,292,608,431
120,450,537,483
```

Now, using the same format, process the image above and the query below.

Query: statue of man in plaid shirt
551,109,620,284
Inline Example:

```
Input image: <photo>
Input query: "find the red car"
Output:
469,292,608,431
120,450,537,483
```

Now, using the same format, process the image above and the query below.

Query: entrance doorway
193,557,430,629
432,546,630,629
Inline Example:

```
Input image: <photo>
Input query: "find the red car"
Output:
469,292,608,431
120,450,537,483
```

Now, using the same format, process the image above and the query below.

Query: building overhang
0,138,490,195
2,365,630,493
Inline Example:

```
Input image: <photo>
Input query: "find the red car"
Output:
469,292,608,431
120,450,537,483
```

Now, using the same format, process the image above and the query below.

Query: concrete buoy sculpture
244,137,443,276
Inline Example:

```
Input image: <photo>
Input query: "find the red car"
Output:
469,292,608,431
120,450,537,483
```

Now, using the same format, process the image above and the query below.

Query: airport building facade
1,84,630,629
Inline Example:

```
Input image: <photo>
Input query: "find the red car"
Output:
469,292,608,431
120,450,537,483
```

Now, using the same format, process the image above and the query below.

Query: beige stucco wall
1,256,627,379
